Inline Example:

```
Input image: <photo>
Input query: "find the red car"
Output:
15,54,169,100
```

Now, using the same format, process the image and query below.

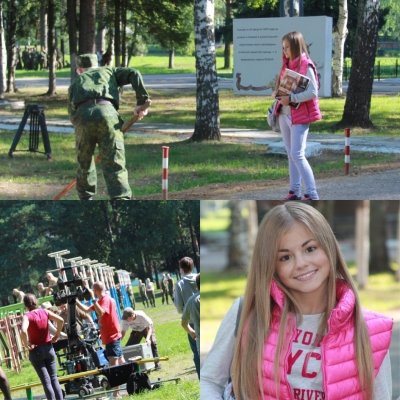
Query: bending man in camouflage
68,53,150,200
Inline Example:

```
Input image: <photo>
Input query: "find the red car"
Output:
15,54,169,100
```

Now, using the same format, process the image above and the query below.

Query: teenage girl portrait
272,31,322,201
201,202,394,400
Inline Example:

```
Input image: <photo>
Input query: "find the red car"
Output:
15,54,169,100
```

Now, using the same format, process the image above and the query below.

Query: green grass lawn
14,53,234,78
5,299,199,399
201,270,400,352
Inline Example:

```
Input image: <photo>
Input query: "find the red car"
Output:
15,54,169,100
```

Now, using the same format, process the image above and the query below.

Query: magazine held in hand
275,69,310,109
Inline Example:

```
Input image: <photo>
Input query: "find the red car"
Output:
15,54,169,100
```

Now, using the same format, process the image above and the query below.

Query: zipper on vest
320,319,331,397
284,314,297,400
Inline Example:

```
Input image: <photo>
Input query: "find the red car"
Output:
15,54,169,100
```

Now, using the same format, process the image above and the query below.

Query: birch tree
46,0,56,95
332,0,348,97
6,0,18,93
0,1,6,99
337,0,381,128
192,0,221,141
283,0,300,16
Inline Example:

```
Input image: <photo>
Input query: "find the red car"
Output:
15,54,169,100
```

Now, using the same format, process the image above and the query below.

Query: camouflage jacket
68,66,149,123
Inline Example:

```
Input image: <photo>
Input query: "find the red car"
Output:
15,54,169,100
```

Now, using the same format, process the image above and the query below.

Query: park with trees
0,1,398,198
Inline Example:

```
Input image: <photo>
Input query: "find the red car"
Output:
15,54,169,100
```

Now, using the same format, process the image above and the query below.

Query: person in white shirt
121,307,161,370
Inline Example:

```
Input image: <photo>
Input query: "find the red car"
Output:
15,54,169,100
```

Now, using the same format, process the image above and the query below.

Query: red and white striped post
162,146,169,200
344,128,350,175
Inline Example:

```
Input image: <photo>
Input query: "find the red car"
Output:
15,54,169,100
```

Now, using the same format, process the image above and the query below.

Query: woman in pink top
20,293,64,400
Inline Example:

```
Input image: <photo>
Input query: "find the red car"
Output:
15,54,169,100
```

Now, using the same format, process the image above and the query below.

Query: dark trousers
188,323,200,379
140,293,149,307
126,326,160,367
161,290,170,305
29,343,64,400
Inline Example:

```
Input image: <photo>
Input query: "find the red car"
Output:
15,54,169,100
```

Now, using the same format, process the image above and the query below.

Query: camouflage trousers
74,104,132,199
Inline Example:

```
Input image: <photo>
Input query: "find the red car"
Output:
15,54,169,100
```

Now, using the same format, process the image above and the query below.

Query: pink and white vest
274,53,322,125
259,279,393,399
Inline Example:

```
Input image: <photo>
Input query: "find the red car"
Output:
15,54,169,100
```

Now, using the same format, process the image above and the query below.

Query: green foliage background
0,200,200,305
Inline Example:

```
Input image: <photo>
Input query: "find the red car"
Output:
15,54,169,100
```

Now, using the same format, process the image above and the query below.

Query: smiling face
282,39,292,61
275,222,331,313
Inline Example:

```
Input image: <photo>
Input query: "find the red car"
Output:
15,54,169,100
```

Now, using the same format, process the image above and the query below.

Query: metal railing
343,59,399,81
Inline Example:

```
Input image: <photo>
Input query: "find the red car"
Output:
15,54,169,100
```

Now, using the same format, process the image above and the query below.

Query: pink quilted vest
258,279,393,399
275,53,322,125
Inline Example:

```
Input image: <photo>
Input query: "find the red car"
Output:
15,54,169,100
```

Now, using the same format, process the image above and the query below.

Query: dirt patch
1,160,400,200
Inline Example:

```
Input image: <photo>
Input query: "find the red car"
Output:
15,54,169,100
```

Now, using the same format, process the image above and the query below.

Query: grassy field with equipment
4,299,199,399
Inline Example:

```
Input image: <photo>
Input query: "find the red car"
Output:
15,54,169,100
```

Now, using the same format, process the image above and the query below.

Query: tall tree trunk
0,1,6,99
47,0,56,95
247,200,258,266
331,0,348,97
67,0,77,81
337,0,380,128
369,201,390,273
114,0,121,67
397,202,400,282
192,0,221,141
40,5,48,49
110,201,122,239
188,218,200,270
356,200,369,289
121,0,127,67
96,0,107,56
101,202,116,254
6,0,18,93
226,201,246,270
223,0,232,69
169,48,175,69
79,0,96,54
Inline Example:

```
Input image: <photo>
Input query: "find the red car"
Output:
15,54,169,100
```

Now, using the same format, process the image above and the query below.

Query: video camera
52,266,110,396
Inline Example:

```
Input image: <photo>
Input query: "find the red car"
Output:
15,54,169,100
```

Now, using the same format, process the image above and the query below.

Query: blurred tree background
0,200,200,306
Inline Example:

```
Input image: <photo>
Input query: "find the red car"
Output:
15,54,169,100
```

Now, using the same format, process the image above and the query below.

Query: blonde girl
201,202,393,400
272,32,321,201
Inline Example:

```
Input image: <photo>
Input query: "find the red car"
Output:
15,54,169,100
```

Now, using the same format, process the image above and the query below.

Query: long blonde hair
231,202,374,400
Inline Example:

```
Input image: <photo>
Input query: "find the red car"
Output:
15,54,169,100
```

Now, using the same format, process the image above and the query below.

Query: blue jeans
29,343,63,400
279,113,318,199
188,323,200,379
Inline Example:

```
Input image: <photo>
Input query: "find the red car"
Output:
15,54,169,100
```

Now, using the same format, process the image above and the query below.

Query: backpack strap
234,296,244,337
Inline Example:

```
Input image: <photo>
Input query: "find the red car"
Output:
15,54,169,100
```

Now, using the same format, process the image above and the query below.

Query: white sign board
233,16,332,97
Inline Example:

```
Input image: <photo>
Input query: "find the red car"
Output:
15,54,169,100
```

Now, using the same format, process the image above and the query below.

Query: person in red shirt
76,281,124,399
20,293,64,400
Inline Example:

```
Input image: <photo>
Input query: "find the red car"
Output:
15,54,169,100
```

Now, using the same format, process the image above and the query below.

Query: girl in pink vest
272,32,322,201
201,202,393,400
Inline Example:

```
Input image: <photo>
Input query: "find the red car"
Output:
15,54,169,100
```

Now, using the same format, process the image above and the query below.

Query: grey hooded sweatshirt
174,273,197,314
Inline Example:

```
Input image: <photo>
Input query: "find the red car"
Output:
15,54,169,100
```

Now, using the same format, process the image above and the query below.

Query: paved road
214,168,400,200
15,74,400,93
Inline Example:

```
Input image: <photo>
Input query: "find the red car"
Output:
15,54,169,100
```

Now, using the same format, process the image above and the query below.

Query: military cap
76,53,98,68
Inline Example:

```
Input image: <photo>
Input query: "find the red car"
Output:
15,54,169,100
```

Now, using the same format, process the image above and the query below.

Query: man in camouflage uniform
22,46,29,70
39,46,48,70
159,274,170,305
68,53,150,200
32,47,39,70
138,279,149,308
